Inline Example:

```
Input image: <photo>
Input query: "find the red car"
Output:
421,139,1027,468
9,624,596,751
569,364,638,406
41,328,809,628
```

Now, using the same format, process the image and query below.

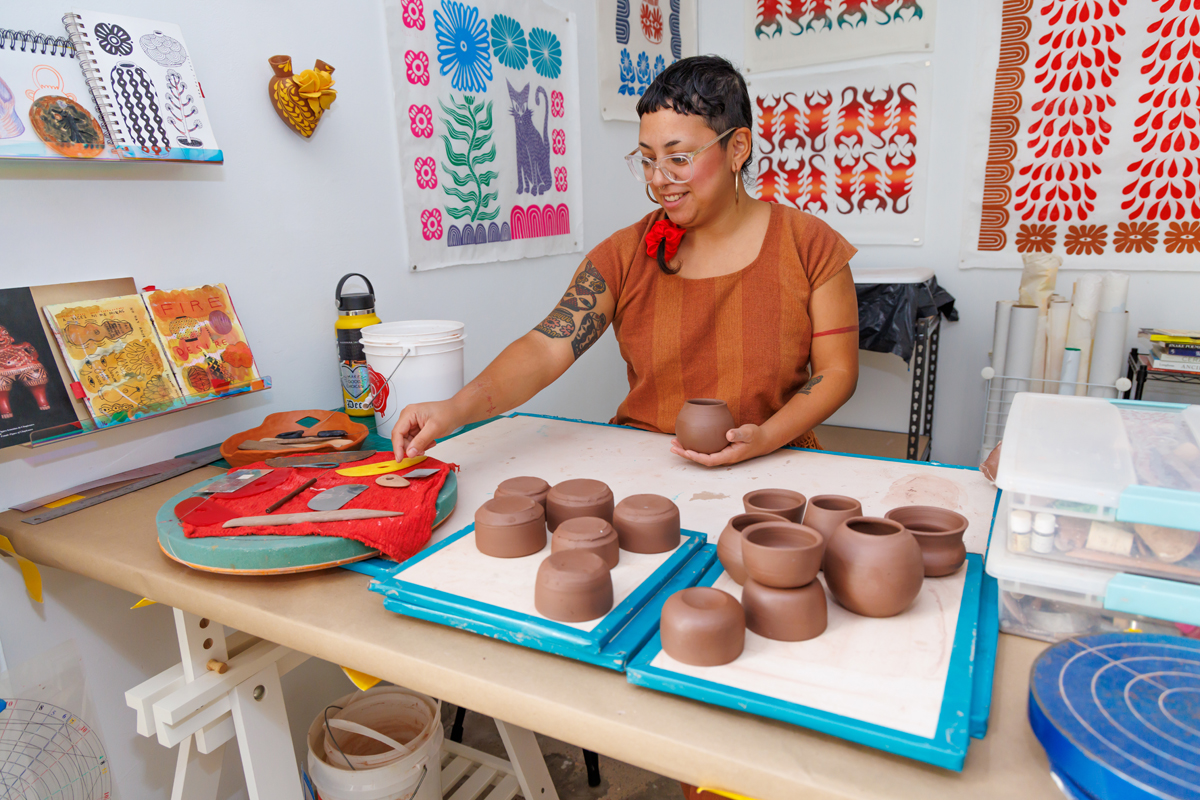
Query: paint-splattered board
421,413,998,550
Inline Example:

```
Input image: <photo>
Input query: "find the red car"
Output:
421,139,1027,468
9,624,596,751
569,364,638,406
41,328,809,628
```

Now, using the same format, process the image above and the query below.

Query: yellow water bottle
335,273,380,417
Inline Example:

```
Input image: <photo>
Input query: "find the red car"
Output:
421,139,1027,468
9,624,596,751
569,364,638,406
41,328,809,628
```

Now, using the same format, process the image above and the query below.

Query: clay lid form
475,496,544,526
545,479,615,532
741,578,827,642
612,494,681,554
534,551,614,623
660,587,745,667
742,489,807,523
717,511,789,585
552,516,620,568
740,522,823,588
495,476,551,509
474,496,547,559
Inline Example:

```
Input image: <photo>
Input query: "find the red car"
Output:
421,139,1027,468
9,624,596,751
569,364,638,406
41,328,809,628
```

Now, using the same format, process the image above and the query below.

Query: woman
393,56,859,466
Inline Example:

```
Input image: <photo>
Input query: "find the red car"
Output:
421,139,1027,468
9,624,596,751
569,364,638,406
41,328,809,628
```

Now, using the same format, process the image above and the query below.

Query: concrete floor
440,704,686,800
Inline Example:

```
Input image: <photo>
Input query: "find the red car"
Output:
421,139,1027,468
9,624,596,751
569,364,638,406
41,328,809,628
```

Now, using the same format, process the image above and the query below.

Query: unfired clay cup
534,551,614,622
495,476,551,512
545,479,615,532
884,505,969,577
742,489,807,523
612,494,681,554
740,522,824,589
716,512,788,585
660,587,745,666
552,516,620,568
741,578,827,642
474,496,547,558
806,495,863,566
823,516,924,618
674,399,735,454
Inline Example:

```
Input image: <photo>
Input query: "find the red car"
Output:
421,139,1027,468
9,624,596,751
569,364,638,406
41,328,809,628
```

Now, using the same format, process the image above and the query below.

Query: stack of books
1138,329,1200,374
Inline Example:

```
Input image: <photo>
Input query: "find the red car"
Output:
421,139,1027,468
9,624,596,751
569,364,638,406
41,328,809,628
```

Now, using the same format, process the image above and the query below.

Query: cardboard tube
1030,312,1048,393
1087,310,1129,399
1045,299,1071,394
1065,274,1102,396
1100,272,1130,313
1058,348,1082,395
982,301,1016,459
1001,305,1040,436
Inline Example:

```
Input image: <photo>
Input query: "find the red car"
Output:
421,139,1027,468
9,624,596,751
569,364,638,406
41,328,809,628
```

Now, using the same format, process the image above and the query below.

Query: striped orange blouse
588,202,856,446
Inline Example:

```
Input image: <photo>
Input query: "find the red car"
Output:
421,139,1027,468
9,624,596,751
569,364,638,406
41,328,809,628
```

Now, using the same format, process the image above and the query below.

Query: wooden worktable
1,466,1060,800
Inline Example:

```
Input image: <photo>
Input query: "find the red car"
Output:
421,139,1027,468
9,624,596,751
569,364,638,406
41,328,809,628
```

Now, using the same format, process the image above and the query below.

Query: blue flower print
635,51,652,93
653,54,666,79
618,48,637,96
435,0,493,92
490,14,528,71
528,27,562,79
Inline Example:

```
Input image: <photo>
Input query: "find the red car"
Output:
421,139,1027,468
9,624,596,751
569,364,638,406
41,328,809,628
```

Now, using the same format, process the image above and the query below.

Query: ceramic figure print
0,288,77,450
388,0,583,270
596,0,695,121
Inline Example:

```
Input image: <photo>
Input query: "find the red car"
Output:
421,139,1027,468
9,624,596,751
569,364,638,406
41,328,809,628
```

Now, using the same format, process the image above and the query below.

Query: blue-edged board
371,524,707,654
1029,633,1200,800
625,554,985,771
970,572,1000,739
155,471,457,575
381,545,719,670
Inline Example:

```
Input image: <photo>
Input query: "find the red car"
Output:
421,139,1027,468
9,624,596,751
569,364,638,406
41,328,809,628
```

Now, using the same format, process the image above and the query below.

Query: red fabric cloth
644,218,686,261
182,454,457,561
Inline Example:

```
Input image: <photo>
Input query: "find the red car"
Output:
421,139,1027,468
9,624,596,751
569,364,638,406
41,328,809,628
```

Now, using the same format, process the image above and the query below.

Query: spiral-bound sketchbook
0,26,119,160
62,10,222,163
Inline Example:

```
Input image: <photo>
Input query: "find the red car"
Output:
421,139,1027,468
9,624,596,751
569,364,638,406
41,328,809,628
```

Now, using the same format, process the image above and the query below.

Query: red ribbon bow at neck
646,219,686,262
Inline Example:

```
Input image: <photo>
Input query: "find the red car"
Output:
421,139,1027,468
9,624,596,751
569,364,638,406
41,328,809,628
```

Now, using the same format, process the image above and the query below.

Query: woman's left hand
670,424,768,467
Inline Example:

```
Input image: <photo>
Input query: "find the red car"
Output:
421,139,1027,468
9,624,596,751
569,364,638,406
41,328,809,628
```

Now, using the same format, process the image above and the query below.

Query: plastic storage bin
995,395,1200,584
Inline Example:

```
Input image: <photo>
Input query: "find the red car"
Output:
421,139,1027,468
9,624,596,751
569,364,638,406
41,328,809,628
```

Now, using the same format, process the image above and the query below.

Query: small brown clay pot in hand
613,494,681,554
474,497,547,558
741,578,827,642
884,505,969,577
552,516,620,568
674,399,735,454
742,489,807,523
717,512,788,585
534,551,614,623
805,495,863,565
740,522,823,589
495,476,551,512
823,516,924,618
660,587,745,666
545,479,615,532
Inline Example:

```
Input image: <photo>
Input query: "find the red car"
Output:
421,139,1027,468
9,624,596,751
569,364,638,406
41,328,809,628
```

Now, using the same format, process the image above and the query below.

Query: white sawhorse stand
127,609,560,800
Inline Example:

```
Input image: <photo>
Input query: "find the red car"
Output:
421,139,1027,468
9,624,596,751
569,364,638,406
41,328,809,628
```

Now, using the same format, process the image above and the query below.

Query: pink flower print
402,0,425,29
404,50,430,86
550,90,564,118
421,209,442,240
554,166,568,192
552,129,565,156
409,104,433,138
415,157,437,189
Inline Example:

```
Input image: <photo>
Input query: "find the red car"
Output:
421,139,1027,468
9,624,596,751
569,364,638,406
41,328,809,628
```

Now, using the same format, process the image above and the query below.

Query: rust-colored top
588,203,855,447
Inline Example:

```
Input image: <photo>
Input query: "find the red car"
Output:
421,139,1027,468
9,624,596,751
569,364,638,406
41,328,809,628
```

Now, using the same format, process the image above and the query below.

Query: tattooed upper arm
533,261,613,360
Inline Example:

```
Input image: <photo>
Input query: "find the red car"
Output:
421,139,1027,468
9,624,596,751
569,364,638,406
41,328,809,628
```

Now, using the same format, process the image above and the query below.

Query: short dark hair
636,55,753,179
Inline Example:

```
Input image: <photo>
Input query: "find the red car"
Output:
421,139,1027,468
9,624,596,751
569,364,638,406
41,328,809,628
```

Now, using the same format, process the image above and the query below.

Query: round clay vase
740,522,824,589
742,489,807,523
674,399,735,454
741,578,827,642
660,587,745,666
805,495,863,566
552,516,620,568
545,479,615,532
534,551,614,623
884,506,970,577
823,517,924,618
716,512,788,585
474,497,547,559
495,476,551,512
612,494,681,554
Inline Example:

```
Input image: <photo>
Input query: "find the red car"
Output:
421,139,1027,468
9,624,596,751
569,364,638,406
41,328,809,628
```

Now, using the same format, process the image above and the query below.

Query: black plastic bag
854,277,958,362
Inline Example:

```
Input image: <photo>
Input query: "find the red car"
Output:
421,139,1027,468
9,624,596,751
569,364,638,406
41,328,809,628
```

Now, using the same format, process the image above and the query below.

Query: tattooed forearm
533,261,607,340
572,312,606,359
797,374,823,396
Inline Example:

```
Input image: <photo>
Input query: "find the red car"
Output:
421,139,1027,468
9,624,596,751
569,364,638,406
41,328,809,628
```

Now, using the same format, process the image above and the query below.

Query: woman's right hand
391,399,466,459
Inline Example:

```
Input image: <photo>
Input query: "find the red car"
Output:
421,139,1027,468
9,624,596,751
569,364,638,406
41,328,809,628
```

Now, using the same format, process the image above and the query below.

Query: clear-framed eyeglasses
624,127,736,184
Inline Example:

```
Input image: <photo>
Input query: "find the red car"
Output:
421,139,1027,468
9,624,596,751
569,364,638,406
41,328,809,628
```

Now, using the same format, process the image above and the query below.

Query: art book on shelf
1139,328,1200,345
61,9,222,162
141,284,260,401
0,287,80,449
42,294,186,427
1151,343,1200,364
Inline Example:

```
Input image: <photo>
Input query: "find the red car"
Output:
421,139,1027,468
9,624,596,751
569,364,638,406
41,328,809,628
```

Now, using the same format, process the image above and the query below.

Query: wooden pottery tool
264,477,319,513
174,497,239,527
307,484,369,511
266,450,376,468
222,509,402,528
223,469,293,499
376,475,409,488
238,438,354,450
276,429,347,439
202,469,272,494
336,455,427,477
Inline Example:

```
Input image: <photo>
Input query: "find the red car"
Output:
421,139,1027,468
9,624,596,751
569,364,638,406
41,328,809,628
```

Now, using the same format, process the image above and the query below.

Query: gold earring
646,184,658,204
735,170,740,204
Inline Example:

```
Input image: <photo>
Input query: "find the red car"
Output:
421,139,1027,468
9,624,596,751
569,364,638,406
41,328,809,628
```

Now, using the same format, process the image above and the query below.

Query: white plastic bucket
361,321,465,439
307,686,442,800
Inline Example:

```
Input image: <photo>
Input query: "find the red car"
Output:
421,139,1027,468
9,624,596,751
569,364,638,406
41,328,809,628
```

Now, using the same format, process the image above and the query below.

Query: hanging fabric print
748,60,930,245
743,0,937,73
964,0,1200,270
596,0,697,121
385,0,584,271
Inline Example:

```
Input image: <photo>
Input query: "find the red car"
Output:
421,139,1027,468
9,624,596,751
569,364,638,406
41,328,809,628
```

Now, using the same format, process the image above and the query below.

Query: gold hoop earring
734,170,740,204
646,184,658,204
